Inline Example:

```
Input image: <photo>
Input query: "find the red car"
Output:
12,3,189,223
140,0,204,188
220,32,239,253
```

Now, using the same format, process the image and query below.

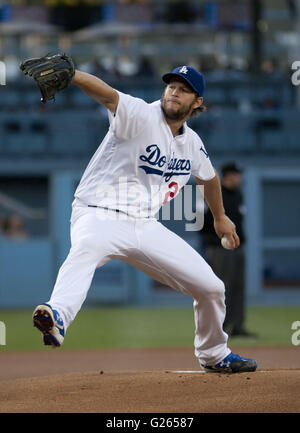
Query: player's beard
161,91,196,121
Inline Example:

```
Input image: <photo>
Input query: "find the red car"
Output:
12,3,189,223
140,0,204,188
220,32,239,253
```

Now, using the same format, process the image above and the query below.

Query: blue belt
88,205,120,213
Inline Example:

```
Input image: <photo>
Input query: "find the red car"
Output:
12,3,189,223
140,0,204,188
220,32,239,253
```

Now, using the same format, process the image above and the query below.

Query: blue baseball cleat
202,352,257,373
32,303,64,347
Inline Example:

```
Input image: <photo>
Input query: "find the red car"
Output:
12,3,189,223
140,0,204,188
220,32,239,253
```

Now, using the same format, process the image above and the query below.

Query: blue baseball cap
162,66,205,96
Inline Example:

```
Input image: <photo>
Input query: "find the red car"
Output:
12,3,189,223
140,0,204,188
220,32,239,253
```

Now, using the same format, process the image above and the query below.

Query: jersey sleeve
190,137,215,181
108,91,150,140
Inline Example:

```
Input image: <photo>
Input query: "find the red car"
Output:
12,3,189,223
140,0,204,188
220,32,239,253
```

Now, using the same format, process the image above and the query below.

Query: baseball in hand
221,236,232,250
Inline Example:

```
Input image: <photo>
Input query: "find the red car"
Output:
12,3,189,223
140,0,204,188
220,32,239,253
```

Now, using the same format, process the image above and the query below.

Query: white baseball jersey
74,91,215,218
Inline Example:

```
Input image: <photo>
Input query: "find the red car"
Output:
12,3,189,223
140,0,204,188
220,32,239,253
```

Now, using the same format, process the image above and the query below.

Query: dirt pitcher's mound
0,347,299,413
1,369,300,413
1,346,300,380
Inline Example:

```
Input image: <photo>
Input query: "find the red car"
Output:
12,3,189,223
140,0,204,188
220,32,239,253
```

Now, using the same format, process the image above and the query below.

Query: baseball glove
20,53,75,103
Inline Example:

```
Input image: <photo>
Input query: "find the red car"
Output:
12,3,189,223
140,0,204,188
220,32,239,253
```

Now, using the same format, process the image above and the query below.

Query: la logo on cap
179,66,188,74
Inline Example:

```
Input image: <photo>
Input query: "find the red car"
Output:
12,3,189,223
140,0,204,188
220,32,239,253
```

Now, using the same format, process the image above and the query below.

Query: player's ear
193,96,203,110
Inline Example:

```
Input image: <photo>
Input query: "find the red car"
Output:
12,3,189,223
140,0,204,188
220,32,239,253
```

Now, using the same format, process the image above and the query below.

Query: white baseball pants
48,205,230,366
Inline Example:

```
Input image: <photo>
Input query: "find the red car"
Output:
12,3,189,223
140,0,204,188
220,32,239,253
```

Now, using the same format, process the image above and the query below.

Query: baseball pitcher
20,54,257,373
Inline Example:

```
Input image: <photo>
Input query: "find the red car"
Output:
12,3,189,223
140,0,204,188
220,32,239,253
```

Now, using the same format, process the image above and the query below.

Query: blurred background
0,0,300,350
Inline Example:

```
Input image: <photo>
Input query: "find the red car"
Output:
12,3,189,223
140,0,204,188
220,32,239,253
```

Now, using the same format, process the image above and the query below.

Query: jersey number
163,181,179,205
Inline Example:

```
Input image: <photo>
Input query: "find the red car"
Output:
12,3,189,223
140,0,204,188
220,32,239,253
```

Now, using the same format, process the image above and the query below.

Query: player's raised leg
33,213,102,347
32,207,135,347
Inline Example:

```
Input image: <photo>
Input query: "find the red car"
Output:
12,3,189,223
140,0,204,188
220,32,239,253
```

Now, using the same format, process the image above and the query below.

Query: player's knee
214,277,225,297
202,275,225,299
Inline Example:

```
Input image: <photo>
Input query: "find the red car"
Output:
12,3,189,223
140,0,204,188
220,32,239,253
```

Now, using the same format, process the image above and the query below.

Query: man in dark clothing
201,162,256,338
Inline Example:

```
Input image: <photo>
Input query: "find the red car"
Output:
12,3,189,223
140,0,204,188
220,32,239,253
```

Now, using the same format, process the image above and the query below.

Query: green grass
0,306,298,352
